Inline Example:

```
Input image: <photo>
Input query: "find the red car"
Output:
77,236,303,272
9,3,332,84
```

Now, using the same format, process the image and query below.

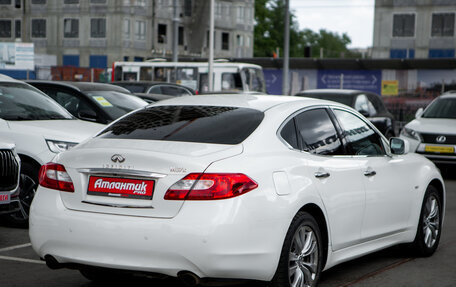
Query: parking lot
1,174,455,287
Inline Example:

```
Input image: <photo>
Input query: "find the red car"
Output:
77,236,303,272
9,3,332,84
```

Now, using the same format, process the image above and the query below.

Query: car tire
271,211,323,287
411,185,442,257
6,162,38,227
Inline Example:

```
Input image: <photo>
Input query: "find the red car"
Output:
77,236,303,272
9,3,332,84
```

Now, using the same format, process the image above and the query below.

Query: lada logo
111,154,125,163
436,136,446,143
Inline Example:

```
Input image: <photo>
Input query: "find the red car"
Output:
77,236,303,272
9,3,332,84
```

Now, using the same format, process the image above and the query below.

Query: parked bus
111,60,266,93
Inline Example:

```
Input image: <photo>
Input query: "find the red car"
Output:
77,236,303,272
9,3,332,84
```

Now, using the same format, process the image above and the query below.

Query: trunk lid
56,138,243,218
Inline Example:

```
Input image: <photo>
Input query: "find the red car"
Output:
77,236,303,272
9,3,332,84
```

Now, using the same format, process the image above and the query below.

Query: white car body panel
29,95,445,282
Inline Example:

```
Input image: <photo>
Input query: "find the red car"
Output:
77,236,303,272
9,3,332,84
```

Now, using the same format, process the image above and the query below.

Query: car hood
7,120,104,142
406,118,456,135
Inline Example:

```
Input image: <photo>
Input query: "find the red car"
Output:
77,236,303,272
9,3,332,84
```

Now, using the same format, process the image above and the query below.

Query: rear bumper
29,187,285,281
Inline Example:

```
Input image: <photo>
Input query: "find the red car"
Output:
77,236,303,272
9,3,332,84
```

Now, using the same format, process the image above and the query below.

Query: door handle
364,170,377,177
315,171,330,179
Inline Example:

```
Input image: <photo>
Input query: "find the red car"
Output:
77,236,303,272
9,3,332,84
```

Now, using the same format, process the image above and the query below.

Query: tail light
164,173,258,200
39,163,74,192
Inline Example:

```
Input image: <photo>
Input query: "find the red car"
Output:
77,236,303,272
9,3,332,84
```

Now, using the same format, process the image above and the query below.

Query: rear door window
98,105,264,145
294,108,344,155
280,118,299,149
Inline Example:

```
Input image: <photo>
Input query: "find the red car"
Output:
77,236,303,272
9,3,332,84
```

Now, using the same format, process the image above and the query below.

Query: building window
14,19,20,38
31,0,45,3
135,20,145,41
237,5,245,23
0,20,12,38
64,19,78,38
393,14,415,37
0,0,11,4
222,32,229,50
432,13,455,37
91,18,106,38
236,34,243,46
91,0,106,3
64,0,79,4
123,19,130,39
31,19,46,38
158,24,167,43
246,36,251,48
178,26,184,45
14,0,20,8
136,0,146,6
184,0,192,16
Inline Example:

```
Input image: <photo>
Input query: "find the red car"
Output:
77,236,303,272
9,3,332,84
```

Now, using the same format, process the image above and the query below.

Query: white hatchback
30,95,444,287
400,92,456,166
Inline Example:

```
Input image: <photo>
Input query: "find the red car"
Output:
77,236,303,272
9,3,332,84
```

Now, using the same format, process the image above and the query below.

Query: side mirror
390,137,410,155
415,108,424,118
78,110,98,122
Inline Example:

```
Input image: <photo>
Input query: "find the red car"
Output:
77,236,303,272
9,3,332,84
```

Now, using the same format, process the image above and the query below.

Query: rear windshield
115,83,148,93
98,105,264,144
87,91,148,119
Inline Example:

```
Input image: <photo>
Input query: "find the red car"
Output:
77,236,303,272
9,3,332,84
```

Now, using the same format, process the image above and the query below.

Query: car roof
152,94,344,112
26,80,131,93
297,89,368,96
439,92,456,99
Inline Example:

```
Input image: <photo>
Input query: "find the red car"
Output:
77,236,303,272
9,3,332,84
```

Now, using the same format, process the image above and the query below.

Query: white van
111,60,266,94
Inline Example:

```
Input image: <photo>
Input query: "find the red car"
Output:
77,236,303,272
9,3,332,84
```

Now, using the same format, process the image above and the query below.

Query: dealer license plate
424,145,455,154
0,192,11,205
87,176,154,200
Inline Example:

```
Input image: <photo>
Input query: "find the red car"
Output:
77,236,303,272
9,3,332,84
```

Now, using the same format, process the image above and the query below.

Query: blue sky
290,0,375,48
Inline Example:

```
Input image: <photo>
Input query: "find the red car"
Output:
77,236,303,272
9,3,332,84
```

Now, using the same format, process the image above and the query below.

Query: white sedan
30,95,444,287
400,92,456,165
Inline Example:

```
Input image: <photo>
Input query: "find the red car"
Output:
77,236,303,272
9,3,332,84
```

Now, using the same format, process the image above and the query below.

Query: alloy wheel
422,194,440,249
288,225,319,287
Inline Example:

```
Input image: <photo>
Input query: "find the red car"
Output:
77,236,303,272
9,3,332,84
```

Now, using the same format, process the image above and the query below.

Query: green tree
254,1,357,58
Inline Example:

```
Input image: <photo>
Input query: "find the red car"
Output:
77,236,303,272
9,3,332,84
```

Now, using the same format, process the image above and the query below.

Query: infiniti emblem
111,154,125,163
436,136,446,143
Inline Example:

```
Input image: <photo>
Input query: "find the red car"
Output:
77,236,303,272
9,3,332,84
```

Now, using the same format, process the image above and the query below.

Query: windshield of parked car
86,91,148,119
98,105,264,144
298,93,354,107
0,82,73,121
422,98,456,119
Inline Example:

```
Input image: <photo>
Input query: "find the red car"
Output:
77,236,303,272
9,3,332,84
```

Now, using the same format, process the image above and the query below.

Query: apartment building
0,0,254,68
373,0,456,59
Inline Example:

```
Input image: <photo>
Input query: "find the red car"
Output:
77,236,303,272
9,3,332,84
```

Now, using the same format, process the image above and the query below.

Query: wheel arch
298,203,329,269
428,178,445,211
18,154,42,171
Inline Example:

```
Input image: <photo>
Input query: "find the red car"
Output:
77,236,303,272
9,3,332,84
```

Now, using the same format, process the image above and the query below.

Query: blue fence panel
0,69,36,80
63,55,80,67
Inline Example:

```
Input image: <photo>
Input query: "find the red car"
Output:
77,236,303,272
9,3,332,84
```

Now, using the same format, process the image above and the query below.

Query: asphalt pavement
1,174,455,287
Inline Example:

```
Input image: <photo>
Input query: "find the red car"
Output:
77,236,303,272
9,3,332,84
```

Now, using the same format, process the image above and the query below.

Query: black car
27,81,148,124
295,89,396,138
112,81,195,103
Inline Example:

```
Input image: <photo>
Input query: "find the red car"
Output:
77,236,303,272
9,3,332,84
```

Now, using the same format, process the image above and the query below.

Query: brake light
38,163,74,192
164,173,258,200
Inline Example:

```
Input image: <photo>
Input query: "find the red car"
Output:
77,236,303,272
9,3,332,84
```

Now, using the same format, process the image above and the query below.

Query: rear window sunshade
98,105,264,145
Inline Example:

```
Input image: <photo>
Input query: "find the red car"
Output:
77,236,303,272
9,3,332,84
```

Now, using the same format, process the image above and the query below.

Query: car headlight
400,128,421,141
46,140,78,153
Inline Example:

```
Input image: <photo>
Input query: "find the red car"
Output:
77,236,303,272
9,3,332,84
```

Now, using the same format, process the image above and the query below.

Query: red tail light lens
164,173,258,200
39,163,74,192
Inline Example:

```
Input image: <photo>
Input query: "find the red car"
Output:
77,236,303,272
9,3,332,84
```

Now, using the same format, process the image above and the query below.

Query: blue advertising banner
263,69,283,95
317,70,382,95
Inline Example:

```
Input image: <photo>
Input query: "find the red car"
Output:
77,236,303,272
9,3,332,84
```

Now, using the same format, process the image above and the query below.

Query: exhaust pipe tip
44,255,62,270
177,271,201,286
